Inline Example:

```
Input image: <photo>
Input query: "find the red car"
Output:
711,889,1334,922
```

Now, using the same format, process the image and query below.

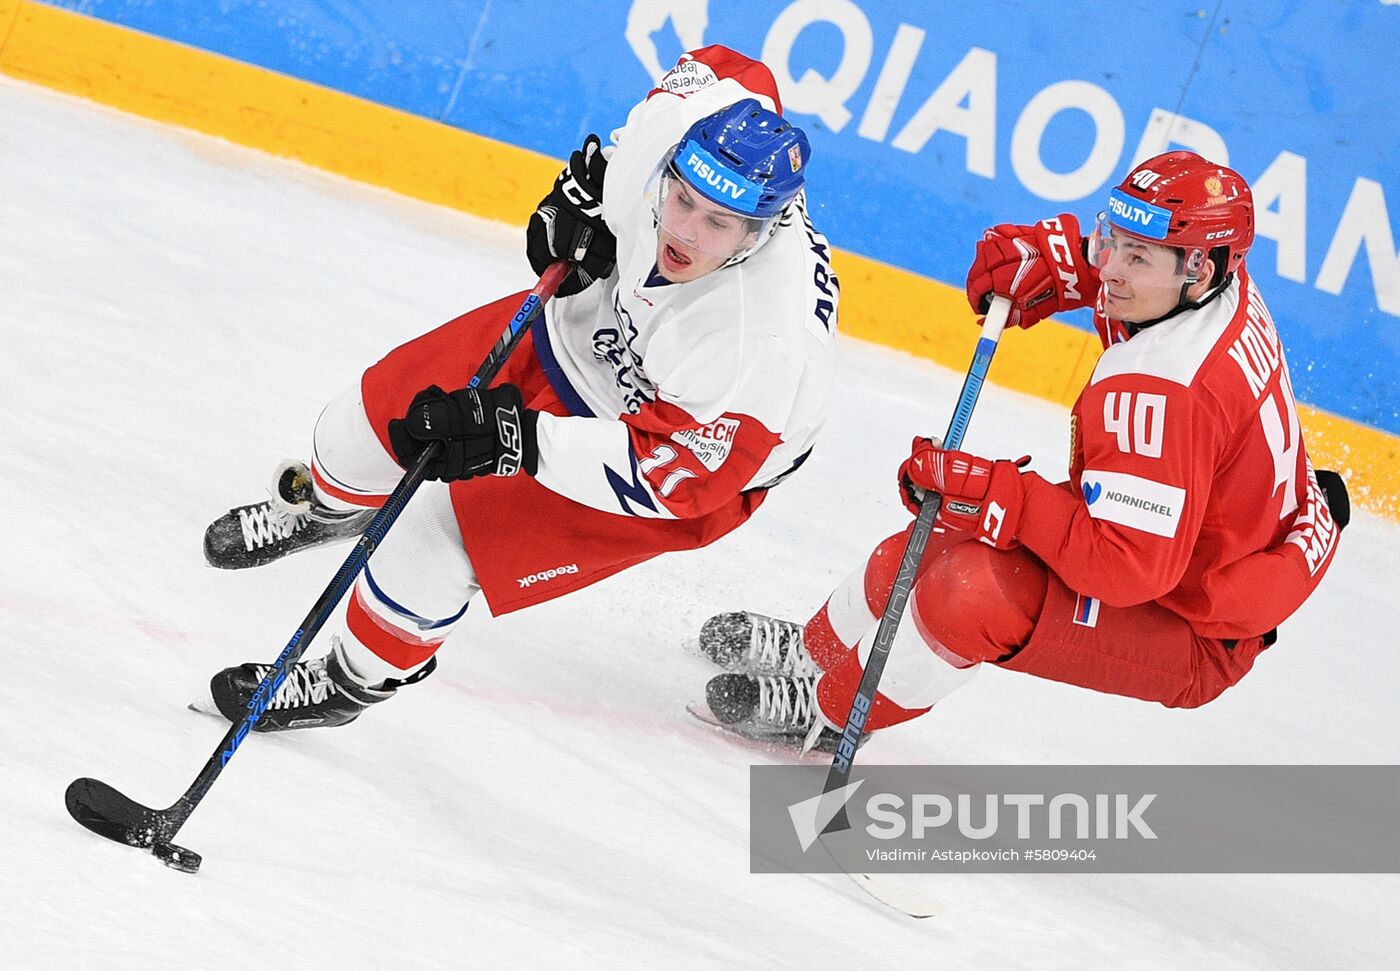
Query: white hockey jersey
531,48,839,520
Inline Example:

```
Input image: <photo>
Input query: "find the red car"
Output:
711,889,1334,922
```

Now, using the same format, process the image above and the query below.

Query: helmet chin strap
721,204,788,268
1176,275,1196,309
1123,272,1235,336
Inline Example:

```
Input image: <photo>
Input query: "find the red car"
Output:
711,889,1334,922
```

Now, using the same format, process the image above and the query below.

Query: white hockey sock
332,480,479,685
855,595,980,711
309,385,409,511
823,557,878,649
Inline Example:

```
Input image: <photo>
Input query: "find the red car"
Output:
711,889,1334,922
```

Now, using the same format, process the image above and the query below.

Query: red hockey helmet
1099,151,1254,282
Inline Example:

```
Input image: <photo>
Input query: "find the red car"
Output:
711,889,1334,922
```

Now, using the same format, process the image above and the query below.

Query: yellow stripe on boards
2,1,1395,521
0,0,559,226
834,247,1400,520
1294,405,1399,520
0,1,23,51
833,249,1103,408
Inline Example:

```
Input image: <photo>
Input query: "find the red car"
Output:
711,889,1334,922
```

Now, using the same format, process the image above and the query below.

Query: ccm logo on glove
897,436,1029,550
964,213,1096,329
388,384,539,483
526,133,617,297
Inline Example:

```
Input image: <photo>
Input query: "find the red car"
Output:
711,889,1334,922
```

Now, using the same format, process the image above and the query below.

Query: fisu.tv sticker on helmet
1107,188,1172,240
1079,469,1186,538
676,142,762,214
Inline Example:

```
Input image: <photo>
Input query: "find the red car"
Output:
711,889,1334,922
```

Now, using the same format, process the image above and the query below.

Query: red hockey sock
814,542,1048,732
815,649,932,731
804,525,971,672
344,579,448,675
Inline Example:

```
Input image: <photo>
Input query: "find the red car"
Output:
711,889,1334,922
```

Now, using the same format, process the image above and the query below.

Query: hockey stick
65,260,572,873
813,295,1010,916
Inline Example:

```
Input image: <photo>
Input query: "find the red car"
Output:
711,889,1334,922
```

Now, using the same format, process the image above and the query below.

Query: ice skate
694,671,861,754
203,460,373,569
202,637,435,732
695,611,817,677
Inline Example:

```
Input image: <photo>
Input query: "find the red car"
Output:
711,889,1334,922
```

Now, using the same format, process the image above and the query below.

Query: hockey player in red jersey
198,46,839,731
696,151,1349,750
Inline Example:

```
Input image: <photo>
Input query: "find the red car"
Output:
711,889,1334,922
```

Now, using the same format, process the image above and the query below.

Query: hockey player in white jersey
200,46,839,731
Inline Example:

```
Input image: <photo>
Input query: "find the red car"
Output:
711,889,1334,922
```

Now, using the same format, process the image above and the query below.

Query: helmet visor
645,148,775,262
1088,211,1206,291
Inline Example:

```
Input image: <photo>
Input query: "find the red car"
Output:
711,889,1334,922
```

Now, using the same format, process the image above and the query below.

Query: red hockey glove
964,214,1095,329
897,437,1029,549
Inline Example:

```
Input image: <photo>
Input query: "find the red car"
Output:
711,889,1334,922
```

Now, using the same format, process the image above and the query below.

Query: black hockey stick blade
65,777,159,846
64,778,202,874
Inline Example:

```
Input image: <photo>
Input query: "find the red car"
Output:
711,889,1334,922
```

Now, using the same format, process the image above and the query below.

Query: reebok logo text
518,564,579,588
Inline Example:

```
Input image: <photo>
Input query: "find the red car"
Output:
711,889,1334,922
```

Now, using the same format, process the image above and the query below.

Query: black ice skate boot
208,637,436,732
696,611,817,677
701,671,862,754
203,460,374,569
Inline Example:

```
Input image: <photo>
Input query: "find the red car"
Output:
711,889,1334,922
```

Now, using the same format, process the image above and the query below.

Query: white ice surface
1,76,1397,969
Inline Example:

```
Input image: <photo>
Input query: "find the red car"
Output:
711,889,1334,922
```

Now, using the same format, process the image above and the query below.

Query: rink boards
2,0,1396,517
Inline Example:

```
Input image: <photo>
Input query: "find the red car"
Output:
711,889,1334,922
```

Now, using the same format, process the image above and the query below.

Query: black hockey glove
1315,468,1350,531
526,133,616,297
387,384,539,482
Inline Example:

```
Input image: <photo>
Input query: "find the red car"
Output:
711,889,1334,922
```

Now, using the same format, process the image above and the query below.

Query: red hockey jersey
1016,265,1341,640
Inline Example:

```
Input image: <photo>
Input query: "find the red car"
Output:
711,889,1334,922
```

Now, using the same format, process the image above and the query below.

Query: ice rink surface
1,76,1397,968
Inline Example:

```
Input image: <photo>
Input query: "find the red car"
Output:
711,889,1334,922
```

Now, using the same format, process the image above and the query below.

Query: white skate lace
238,498,308,551
754,674,819,731
748,616,817,678
246,658,335,709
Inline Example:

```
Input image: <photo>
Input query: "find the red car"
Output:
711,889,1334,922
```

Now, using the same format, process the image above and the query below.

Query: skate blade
684,702,829,762
187,693,222,719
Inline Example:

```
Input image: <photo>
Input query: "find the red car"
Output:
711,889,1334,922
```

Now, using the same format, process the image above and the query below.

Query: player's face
1096,236,1196,323
655,178,758,283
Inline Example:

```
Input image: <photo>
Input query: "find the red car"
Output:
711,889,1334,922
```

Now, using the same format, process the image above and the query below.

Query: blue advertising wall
36,0,1400,435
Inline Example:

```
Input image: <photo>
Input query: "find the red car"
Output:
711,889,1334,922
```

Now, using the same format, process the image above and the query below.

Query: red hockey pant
809,526,1270,731
306,289,761,682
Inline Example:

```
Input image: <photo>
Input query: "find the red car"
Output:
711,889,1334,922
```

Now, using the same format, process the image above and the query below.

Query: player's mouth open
664,243,692,268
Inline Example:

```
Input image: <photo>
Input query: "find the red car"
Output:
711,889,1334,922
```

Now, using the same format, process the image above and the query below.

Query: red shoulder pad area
649,46,782,113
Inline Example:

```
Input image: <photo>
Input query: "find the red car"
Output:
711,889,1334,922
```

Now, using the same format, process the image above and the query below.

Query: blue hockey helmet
669,99,810,219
